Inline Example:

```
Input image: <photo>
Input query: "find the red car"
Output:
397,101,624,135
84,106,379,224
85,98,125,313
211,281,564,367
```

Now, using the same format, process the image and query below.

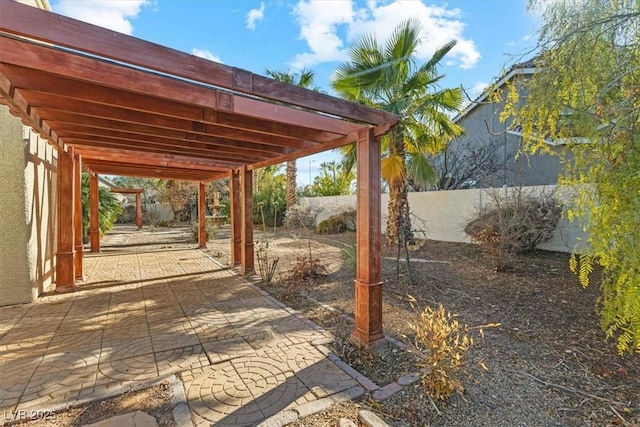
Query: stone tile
201,337,253,363
101,336,154,361
98,353,158,382
37,349,101,373
49,330,104,352
193,323,239,344
0,356,42,412
155,345,210,376
19,359,99,410
56,315,108,335
150,331,200,353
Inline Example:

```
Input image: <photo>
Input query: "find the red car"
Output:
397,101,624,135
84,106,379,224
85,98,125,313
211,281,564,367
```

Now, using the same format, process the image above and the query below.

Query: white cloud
53,0,150,35
291,0,480,70
469,81,489,98
247,2,266,30
290,0,355,68
191,48,222,63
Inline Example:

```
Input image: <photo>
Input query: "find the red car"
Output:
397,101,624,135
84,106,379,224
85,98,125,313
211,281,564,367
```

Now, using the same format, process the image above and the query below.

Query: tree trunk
385,138,413,245
285,160,297,210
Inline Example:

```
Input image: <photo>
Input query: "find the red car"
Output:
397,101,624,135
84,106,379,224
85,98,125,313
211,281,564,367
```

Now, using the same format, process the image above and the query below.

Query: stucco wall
303,186,587,254
0,107,57,305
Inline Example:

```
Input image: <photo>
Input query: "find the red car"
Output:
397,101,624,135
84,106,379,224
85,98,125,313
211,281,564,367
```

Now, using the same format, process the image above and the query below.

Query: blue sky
50,0,540,185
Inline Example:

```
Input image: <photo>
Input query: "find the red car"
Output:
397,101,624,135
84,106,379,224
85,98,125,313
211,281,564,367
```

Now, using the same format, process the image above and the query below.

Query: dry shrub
284,202,320,229
407,297,473,401
464,187,561,271
286,256,327,284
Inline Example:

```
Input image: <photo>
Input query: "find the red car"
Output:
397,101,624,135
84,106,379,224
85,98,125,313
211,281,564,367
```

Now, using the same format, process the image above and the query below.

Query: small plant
285,241,327,284
407,297,473,401
464,187,561,271
341,244,356,270
257,202,278,284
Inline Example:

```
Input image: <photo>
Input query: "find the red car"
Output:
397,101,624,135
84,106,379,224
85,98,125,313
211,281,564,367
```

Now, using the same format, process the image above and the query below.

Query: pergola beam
0,0,397,126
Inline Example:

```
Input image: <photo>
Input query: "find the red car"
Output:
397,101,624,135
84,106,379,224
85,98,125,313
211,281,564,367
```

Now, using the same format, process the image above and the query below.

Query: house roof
0,0,399,181
453,59,536,124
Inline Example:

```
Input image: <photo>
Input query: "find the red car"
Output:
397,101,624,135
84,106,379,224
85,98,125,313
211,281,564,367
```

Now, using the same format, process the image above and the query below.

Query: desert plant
407,297,473,401
464,187,561,271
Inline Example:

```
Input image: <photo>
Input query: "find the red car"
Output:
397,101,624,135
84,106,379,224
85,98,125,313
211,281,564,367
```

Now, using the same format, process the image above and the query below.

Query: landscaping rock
359,410,390,427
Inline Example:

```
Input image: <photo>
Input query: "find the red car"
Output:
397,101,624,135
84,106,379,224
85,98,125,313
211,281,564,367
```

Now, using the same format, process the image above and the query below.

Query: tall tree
264,68,317,218
304,160,356,197
505,0,640,353
332,19,464,244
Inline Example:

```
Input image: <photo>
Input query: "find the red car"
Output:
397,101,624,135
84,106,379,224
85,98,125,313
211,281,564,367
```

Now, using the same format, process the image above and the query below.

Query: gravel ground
205,225,640,427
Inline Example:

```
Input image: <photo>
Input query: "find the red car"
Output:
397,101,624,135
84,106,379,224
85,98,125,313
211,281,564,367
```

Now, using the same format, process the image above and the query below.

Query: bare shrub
285,241,327,285
464,187,561,271
283,201,320,229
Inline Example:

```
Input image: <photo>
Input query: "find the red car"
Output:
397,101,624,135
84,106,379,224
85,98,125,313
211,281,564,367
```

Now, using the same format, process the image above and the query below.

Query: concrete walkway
0,229,362,426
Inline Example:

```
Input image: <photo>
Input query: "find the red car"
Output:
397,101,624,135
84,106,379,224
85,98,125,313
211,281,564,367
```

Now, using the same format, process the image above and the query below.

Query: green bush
253,167,286,227
315,215,347,234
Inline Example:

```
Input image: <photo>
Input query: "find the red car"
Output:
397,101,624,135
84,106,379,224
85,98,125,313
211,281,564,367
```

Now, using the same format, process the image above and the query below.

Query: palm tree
332,19,464,245
264,68,317,219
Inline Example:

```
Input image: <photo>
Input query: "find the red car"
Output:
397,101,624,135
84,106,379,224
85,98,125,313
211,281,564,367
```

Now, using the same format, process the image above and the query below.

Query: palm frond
407,152,438,185
381,154,406,183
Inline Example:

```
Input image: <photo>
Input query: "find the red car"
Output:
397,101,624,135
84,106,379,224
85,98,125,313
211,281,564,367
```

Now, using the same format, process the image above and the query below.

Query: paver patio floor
0,229,361,426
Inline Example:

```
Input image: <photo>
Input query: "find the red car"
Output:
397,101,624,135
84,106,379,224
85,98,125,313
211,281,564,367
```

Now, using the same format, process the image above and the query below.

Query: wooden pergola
0,0,398,347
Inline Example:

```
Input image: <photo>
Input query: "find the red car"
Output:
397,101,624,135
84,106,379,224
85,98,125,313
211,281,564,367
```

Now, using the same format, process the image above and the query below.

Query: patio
0,228,365,426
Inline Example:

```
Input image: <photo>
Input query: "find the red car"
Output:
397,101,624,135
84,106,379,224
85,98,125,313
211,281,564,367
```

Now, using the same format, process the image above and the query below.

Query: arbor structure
506,0,640,353
332,19,463,244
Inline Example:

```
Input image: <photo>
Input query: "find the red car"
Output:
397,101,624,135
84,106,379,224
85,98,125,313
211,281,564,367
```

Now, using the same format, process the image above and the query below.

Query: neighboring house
434,60,565,190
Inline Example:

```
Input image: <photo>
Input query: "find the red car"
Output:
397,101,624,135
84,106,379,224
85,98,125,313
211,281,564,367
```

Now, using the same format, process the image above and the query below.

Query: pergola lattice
0,0,399,347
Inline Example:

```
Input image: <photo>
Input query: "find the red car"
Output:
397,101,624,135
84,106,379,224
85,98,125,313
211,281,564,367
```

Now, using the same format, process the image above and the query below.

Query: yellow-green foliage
408,297,473,400
506,0,640,353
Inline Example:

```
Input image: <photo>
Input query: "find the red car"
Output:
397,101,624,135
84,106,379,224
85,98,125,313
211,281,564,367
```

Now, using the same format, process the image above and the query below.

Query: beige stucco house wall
0,0,56,306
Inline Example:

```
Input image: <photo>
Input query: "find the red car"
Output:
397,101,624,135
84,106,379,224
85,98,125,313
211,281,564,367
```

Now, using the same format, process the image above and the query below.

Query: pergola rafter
0,0,399,347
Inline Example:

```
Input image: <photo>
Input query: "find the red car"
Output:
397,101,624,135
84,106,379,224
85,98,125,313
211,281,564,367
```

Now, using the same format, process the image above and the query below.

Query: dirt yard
205,225,640,427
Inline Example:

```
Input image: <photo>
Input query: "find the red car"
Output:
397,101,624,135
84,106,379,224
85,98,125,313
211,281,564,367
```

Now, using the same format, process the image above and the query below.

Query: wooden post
351,127,384,347
89,173,100,252
73,154,83,280
55,147,76,292
240,166,254,275
230,170,241,267
198,181,206,248
135,191,143,230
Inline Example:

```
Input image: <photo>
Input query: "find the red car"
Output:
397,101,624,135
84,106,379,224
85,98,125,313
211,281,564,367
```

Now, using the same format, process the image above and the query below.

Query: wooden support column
73,154,83,280
89,173,100,252
230,170,241,267
351,127,384,347
55,147,76,292
240,166,254,275
198,181,206,248
136,191,143,230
